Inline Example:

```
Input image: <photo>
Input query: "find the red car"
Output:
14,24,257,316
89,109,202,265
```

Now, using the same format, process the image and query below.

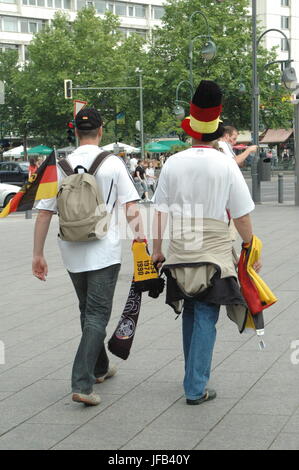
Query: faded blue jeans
68,263,120,394
182,299,220,401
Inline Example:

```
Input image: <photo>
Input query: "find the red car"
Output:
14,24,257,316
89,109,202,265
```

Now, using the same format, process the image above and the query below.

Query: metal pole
278,173,284,204
294,102,299,205
139,71,145,160
252,0,261,203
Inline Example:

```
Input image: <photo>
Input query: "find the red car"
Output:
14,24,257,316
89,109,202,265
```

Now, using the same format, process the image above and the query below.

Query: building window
2,17,18,32
115,2,126,16
152,6,165,20
281,16,289,29
1,0,16,4
281,0,289,6
0,43,19,52
20,18,46,33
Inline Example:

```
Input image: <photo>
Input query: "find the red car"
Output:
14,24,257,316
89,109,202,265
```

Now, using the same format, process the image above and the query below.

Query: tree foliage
0,2,294,151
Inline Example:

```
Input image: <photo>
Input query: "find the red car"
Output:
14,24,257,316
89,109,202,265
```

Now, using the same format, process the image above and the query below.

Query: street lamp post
252,0,297,203
174,10,216,120
188,11,217,93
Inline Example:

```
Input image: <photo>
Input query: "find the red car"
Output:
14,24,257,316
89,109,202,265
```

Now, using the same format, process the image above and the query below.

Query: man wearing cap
152,81,261,405
32,108,144,406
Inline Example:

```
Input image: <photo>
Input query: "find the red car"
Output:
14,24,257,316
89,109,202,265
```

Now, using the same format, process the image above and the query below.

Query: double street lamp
252,0,298,203
174,10,216,121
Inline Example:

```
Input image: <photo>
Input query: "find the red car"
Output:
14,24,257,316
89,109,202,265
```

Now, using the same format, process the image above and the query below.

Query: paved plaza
1,197,299,450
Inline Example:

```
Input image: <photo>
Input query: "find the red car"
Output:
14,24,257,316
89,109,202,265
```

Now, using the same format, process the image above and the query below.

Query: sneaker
72,392,101,406
95,365,117,383
186,388,217,405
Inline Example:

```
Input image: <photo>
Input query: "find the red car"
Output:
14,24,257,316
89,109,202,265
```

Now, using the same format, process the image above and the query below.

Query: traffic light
64,79,72,99
134,133,141,146
67,120,75,144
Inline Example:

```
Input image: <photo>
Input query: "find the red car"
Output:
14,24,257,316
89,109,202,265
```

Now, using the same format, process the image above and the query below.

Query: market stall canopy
259,129,293,144
57,146,76,157
145,140,188,153
3,145,29,158
102,142,140,153
22,145,53,156
236,131,252,143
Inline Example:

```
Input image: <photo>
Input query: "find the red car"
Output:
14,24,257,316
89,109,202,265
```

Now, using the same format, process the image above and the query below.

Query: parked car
0,161,29,186
0,183,20,208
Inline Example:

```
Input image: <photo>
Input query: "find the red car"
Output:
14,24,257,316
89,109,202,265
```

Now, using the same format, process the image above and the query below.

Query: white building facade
256,0,299,73
0,0,165,62
1,0,299,72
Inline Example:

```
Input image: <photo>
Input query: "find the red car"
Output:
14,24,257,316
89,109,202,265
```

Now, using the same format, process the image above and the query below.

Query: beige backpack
57,151,112,242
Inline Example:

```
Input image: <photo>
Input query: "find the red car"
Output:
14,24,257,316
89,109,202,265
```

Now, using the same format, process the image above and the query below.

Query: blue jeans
182,299,220,400
68,264,120,394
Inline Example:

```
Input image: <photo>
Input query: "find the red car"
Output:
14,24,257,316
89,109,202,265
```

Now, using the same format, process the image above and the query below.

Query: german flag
0,151,57,218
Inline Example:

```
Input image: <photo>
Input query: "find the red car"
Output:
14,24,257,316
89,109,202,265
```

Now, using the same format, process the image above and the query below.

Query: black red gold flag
0,151,57,218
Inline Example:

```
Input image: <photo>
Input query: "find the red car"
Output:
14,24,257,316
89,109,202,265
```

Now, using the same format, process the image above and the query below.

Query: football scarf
108,241,164,359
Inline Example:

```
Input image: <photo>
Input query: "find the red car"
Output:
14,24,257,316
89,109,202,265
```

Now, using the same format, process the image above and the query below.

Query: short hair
76,128,100,140
223,125,238,136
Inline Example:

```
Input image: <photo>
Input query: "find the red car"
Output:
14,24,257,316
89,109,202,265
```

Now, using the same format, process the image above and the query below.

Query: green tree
0,8,148,148
145,0,293,135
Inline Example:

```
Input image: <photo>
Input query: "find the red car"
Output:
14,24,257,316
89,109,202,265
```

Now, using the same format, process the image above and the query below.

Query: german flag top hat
181,80,224,142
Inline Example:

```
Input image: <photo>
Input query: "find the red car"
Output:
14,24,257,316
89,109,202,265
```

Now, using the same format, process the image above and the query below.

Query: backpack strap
89,151,112,175
57,158,74,177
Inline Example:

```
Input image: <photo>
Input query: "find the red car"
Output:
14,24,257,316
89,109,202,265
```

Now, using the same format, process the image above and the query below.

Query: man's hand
32,255,48,281
152,251,165,269
247,145,257,154
253,259,262,273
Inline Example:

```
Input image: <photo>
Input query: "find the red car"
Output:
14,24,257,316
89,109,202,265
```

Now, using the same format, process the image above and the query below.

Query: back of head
75,107,103,140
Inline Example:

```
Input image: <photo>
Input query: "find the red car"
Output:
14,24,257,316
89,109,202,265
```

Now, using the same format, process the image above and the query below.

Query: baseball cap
75,108,103,130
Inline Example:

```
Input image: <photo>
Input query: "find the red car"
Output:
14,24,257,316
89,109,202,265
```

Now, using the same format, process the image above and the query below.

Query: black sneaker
186,388,217,405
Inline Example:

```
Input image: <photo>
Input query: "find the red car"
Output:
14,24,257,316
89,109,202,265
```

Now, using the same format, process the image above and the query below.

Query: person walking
145,160,156,195
32,108,144,406
28,158,38,178
152,81,261,406
134,160,150,202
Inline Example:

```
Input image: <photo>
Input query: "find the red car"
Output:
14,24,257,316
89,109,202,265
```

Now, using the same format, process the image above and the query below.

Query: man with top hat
152,80,261,405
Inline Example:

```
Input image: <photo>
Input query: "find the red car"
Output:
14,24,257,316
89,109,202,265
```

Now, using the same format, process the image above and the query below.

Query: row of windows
77,1,164,20
0,16,46,33
22,0,72,8
1,0,165,20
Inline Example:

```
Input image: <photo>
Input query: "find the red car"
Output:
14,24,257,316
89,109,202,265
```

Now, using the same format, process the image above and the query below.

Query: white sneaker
72,392,101,406
95,365,117,383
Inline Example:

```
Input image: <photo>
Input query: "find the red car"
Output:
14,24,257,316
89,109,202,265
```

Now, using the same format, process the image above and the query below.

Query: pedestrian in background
218,126,257,167
28,158,38,178
134,160,150,202
32,108,144,407
146,160,156,195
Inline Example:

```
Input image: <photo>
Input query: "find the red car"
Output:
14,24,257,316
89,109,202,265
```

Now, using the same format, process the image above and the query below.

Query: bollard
25,210,32,219
278,173,284,204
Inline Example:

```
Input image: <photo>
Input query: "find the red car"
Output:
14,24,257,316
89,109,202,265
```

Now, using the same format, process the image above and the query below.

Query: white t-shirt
153,146,254,221
145,167,155,184
36,145,139,273
218,140,236,159
130,157,138,172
